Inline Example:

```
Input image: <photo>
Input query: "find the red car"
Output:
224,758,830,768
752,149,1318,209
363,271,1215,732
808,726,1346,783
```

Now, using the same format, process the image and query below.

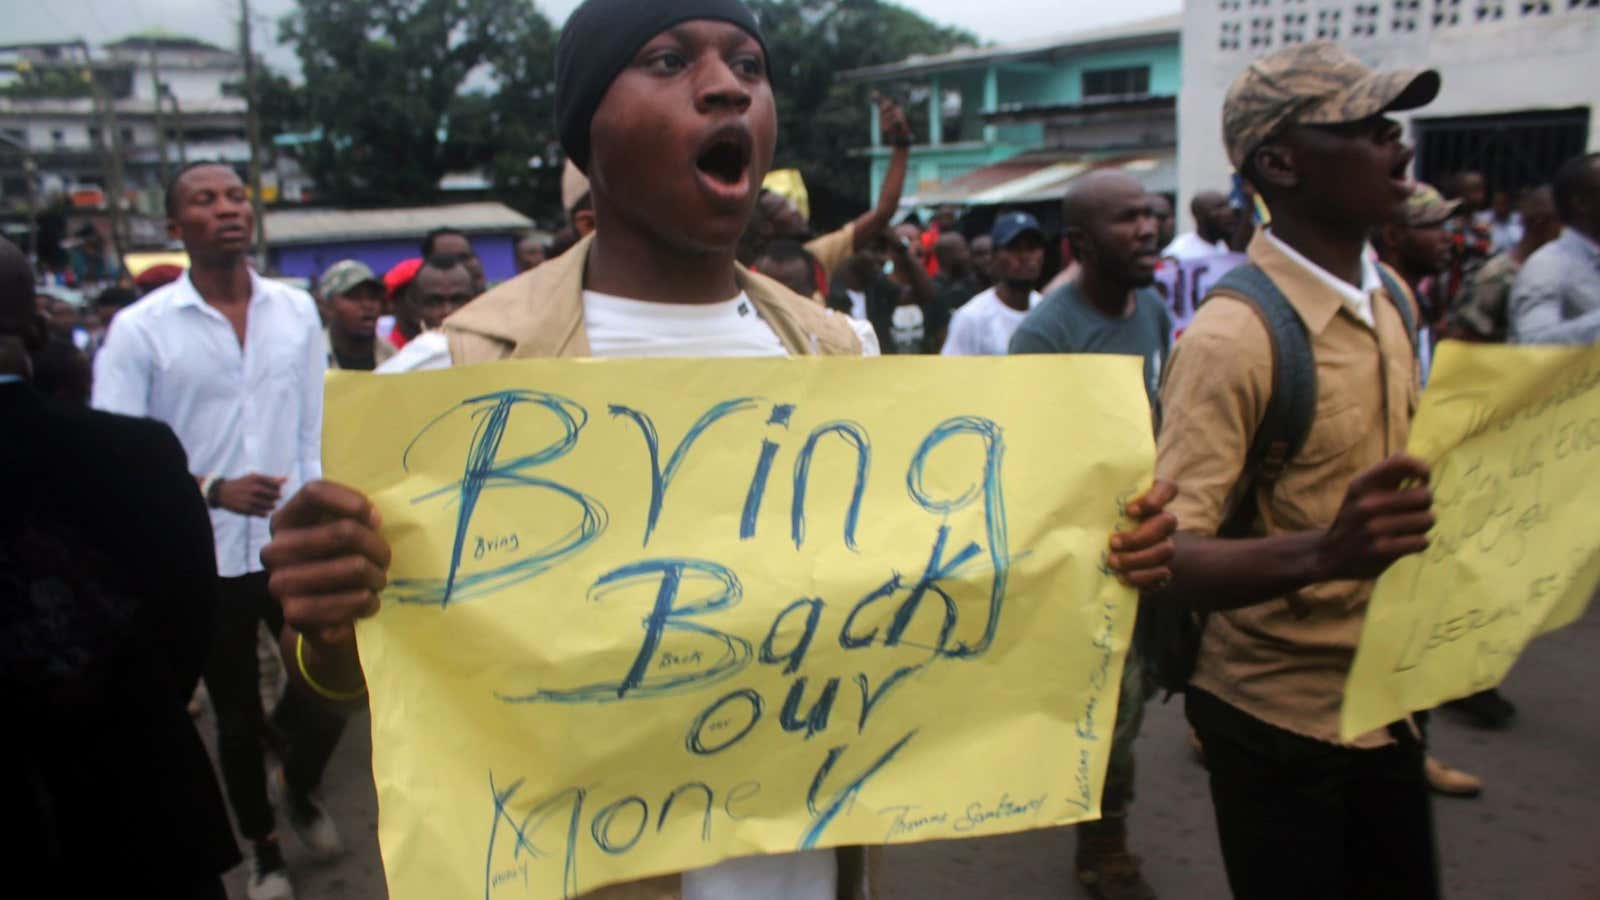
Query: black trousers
1188,688,1440,900
206,572,350,841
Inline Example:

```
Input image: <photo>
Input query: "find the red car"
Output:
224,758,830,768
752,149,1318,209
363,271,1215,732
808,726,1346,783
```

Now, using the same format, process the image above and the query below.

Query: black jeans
1188,688,1440,900
206,572,350,841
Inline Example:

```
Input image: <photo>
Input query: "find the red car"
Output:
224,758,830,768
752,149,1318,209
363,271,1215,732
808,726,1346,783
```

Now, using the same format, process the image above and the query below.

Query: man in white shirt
942,211,1045,356
93,162,348,900
1162,190,1237,262
259,3,1180,899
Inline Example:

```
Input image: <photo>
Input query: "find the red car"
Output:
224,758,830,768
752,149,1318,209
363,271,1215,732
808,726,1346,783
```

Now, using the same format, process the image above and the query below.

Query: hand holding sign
264,480,388,647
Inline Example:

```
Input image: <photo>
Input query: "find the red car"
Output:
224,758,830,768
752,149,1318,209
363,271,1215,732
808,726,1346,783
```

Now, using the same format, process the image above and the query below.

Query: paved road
221,601,1600,900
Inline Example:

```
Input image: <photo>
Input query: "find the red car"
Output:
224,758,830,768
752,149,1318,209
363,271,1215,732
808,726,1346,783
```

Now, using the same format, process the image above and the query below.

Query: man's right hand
261,480,390,646
872,91,914,147
1315,454,1435,581
216,473,287,516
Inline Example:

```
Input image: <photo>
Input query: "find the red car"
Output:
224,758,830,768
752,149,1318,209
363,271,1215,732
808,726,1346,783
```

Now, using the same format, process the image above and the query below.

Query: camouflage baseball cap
318,259,382,301
1402,182,1462,227
1223,41,1440,170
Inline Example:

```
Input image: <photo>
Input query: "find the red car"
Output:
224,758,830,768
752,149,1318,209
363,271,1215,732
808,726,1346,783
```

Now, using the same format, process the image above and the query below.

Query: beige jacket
440,233,877,900
445,233,862,363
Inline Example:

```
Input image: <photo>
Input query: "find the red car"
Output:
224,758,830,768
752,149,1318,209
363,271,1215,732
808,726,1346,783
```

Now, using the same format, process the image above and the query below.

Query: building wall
269,234,522,288
864,36,1180,206
1031,44,1183,105
128,68,240,104
1178,0,1600,231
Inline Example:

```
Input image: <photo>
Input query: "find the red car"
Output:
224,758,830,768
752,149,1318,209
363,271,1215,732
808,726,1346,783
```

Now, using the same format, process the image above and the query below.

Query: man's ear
167,218,181,241
1062,227,1089,264
574,209,596,237
1251,141,1297,193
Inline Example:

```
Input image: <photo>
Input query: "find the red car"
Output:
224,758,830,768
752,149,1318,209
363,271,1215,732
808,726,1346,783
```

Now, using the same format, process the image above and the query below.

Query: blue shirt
1510,228,1600,345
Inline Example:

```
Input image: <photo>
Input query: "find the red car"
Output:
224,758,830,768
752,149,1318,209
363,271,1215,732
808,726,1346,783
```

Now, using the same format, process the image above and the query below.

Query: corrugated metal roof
840,13,1182,82
264,202,534,246
905,149,1177,207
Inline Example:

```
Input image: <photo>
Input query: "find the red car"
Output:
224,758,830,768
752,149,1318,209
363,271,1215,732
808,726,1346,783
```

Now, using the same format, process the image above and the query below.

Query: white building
1178,0,1600,227
0,35,249,214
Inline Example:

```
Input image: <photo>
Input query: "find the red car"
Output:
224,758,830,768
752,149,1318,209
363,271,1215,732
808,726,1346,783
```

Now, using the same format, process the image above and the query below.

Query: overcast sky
8,0,1182,76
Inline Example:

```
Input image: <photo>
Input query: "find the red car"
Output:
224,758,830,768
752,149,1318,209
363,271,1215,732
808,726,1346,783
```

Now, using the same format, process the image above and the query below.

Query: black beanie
555,0,768,173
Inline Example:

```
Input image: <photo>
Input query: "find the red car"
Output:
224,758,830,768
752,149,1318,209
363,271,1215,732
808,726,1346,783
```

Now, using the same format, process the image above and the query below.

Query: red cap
384,257,423,300
134,264,184,290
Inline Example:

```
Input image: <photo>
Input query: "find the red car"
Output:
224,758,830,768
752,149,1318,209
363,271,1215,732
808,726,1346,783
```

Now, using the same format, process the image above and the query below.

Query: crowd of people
6,1,1599,899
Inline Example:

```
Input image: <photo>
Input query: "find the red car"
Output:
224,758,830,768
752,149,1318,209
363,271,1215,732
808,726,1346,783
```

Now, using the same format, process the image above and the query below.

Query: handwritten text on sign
1341,343,1600,741
323,357,1154,900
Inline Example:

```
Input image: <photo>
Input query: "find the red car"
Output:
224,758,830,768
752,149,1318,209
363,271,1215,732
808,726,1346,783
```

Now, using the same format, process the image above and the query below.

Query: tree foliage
268,0,969,222
0,67,95,100
751,0,976,227
274,0,559,212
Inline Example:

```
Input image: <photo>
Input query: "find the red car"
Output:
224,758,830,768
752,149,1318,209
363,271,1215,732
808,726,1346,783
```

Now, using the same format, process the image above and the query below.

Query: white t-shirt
844,288,868,322
379,291,878,373
376,289,877,900
940,286,1041,356
1162,231,1231,262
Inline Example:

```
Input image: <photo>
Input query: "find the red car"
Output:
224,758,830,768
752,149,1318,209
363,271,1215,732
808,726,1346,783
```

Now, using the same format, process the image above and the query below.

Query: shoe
1076,818,1158,900
245,838,294,900
276,770,345,861
1425,756,1483,798
1443,689,1516,730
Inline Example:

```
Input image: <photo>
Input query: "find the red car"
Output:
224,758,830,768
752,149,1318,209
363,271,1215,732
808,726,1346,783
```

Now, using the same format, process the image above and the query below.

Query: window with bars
1520,0,1552,13
1219,0,1242,10
1392,0,1423,31
1283,11,1310,41
1220,19,1244,49
1317,7,1344,37
1250,15,1277,47
1352,3,1383,35
1569,0,1598,9
1082,65,1151,98
1434,0,1465,23
1248,0,1273,7
1476,0,1506,18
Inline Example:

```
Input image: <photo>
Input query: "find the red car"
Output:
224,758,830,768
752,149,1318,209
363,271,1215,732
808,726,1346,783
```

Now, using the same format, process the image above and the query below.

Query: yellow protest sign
1341,342,1600,741
322,356,1153,900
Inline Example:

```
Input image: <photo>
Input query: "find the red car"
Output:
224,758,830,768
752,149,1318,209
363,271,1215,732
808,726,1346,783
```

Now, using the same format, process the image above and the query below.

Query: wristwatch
205,476,225,509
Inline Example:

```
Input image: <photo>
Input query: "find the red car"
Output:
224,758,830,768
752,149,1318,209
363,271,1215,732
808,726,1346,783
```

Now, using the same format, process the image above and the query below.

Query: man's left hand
1107,479,1178,590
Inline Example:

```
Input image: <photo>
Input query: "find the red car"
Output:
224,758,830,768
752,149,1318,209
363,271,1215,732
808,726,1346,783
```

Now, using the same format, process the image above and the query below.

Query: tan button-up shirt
1156,231,1420,747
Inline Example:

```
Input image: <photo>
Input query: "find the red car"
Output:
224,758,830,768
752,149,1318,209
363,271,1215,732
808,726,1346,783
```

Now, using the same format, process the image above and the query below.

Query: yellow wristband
295,633,368,703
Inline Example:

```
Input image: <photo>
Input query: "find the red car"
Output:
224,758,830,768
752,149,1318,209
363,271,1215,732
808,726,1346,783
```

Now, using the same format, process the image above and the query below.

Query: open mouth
695,126,753,189
1389,153,1414,190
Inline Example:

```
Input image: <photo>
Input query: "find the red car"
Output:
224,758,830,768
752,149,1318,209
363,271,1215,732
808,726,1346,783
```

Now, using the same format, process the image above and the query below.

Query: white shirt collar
171,267,263,310
1262,229,1380,328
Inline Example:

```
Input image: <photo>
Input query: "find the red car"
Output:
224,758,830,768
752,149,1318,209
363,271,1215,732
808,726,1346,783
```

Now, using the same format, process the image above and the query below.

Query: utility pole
149,43,170,186
241,0,268,267
166,87,188,167
80,41,128,266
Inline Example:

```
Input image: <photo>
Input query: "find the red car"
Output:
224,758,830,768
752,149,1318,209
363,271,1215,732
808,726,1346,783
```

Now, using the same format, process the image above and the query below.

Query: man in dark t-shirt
1009,169,1168,900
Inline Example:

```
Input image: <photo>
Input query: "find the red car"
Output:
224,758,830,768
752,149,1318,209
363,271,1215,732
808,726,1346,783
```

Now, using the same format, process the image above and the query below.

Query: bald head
0,237,36,333
1063,170,1149,233
934,232,970,275
1190,190,1236,243
0,237,44,376
1061,169,1160,289
1520,184,1563,251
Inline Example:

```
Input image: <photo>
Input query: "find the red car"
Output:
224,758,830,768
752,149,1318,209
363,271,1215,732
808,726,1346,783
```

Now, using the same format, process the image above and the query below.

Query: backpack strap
1207,264,1317,485
1374,263,1420,355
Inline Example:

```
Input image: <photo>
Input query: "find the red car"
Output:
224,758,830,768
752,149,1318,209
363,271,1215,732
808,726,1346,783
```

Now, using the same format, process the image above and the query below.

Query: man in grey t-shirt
1009,169,1168,900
